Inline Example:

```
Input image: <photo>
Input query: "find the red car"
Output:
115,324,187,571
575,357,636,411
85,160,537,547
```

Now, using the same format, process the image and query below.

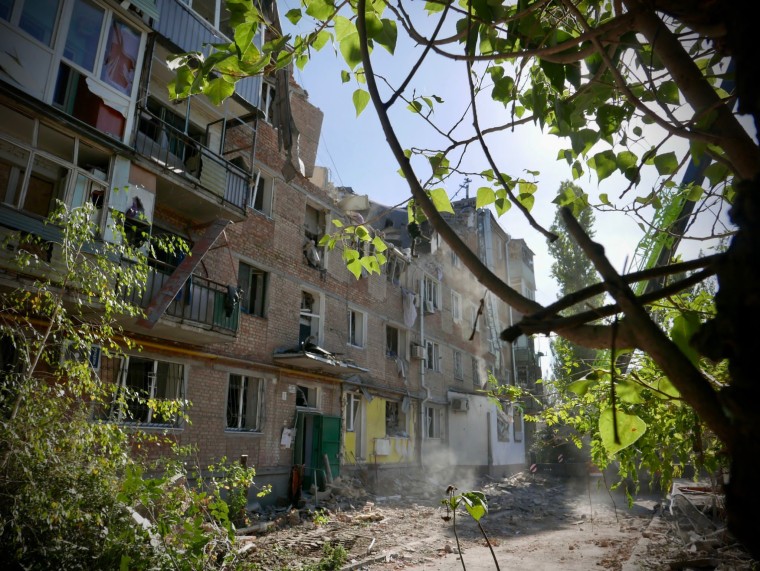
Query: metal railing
127,260,239,335
133,105,251,212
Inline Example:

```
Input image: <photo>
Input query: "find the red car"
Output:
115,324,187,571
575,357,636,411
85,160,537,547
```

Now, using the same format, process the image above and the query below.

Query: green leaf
425,0,445,13
589,150,617,182
352,89,370,116
670,310,701,366
204,77,236,105
460,491,488,522
567,379,594,397
429,188,454,214
703,162,730,187
407,100,423,113
657,80,680,105
615,380,645,404
312,30,331,51
339,33,362,70
494,197,511,216
571,160,583,180
653,152,678,175
285,8,302,25
340,70,351,83
375,19,397,54
540,59,565,91
599,193,610,205
428,154,449,178
596,104,627,136
616,150,638,171
371,236,387,252
653,376,680,399
331,219,344,228
476,187,496,208
569,129,598,156
685,184,704,201
599,408,647,455
334,15,355,41
305,0,335,21
492,76,516,105
517,193,535,210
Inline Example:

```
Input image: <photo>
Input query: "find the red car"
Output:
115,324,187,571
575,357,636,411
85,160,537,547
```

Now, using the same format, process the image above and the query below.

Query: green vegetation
0,202,262,569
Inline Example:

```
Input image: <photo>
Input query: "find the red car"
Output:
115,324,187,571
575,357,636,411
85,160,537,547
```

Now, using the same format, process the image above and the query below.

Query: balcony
123,259,239,345
133,105,252,222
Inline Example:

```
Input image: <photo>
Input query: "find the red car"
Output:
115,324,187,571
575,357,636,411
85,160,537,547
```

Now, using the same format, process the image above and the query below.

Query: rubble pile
233,472,758,570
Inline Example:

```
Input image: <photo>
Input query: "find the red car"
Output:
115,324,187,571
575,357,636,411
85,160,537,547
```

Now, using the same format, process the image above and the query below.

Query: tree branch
356,0,639,351
503,266,715,339
559,206,733,445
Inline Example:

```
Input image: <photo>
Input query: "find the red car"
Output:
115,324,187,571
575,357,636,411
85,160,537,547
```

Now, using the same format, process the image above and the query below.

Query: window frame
238,261,267,317
0,126,110,226
451,290,462,322
385,324,407,359
347,307,366,348
225,374,264,432
424,405,443,439
423,275,440,308
303,203,327,269
425,339,440,372
385,400,407,436
345,392,360,432
249,169,273,215
453,349,463,380
299,289,323,346
112,355,186,427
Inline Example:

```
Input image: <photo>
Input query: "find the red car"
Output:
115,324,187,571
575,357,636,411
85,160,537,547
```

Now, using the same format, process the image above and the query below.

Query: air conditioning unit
450,398,469,412
411,344,426,360
60,340,101,373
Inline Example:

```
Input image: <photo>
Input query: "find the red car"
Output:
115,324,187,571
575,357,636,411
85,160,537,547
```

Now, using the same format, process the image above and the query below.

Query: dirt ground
236,471,756,570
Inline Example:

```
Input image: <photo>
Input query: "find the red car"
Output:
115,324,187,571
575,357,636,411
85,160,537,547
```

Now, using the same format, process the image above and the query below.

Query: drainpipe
504,237,518,389
414,266,430,467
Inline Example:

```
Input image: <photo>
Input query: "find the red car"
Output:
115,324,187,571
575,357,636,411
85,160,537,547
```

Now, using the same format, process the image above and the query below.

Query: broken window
0,127,109,228
451,290,462,322
112,356,185,426
425,406,443,439
423,275,440,312
425,340,440,372
513,408,523,442
347,308,366,348
497,407,510,442
453,350,463,380
299,290,321,346
52,5,143,139
345,393,360,432
226,374,263,432
471,356,480,386
303,204,325,269
386,325,405,358
259,80,276,123
238,262,267,317
249,169,273,215
296,385,318,408
385,401,407,436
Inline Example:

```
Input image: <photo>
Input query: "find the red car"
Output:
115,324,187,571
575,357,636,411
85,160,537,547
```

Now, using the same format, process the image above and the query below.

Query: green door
316,415,341,487
294,414,341,491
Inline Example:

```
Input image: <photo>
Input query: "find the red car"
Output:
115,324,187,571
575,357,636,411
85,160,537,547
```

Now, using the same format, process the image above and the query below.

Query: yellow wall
344,430,356,462
364,397,415,464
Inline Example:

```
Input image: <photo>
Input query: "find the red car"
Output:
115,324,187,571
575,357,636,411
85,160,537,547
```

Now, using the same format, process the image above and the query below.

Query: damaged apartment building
0,0,543,499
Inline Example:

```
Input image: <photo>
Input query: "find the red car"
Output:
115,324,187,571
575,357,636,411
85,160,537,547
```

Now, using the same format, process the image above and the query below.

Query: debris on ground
233,471,757,570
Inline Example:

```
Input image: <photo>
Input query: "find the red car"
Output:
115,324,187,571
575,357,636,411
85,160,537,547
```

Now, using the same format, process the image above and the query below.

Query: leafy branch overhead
172,0,760,555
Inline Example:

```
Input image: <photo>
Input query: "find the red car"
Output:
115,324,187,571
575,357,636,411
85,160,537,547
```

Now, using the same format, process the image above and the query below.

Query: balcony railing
134,105,250,212
127,260,239,335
